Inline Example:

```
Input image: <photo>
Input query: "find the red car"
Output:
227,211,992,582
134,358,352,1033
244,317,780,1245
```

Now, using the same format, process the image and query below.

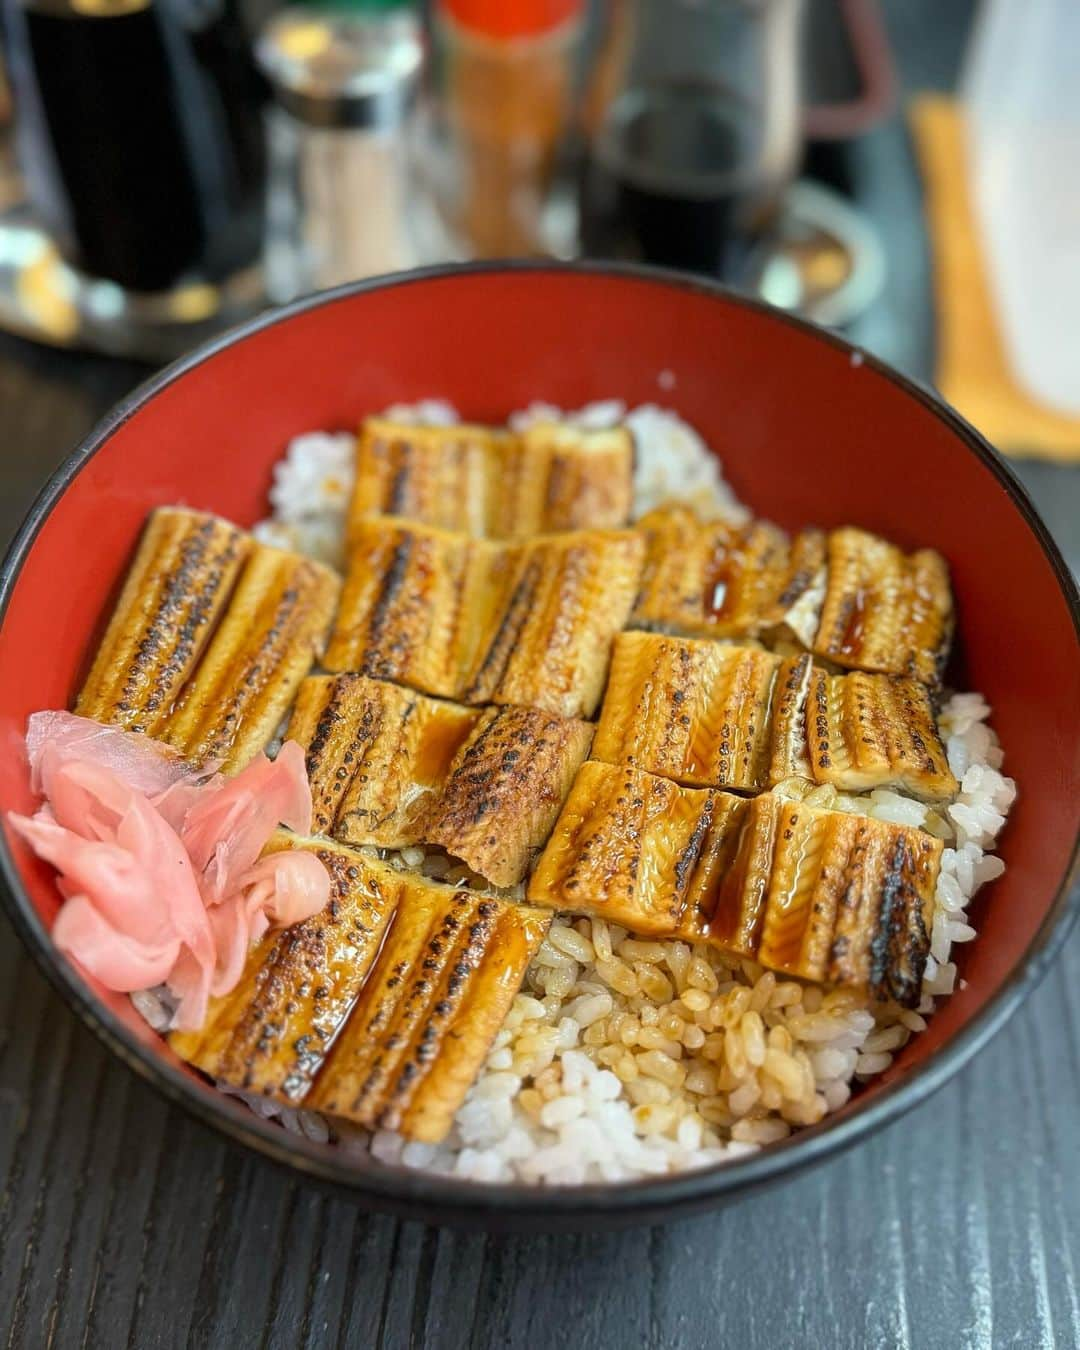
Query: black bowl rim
0,259,1077,1228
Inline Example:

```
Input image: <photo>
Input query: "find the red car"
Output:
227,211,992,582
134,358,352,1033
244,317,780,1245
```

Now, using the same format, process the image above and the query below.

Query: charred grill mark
117,518,218,716
868,835,930,1006
305,677,359,771
374,906,498,1127
464,554,541,699
811,668,831,766
776,566,812,609
671,794,715,911
543,455,570,518
367,534,415,654
766,652,813,785
196,579,303,760
897,679,935,772
387,438,413,516
774,529,826,613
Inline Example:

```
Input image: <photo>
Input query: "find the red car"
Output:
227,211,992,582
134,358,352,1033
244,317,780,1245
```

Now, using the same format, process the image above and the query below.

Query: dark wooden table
1,6,1078,1347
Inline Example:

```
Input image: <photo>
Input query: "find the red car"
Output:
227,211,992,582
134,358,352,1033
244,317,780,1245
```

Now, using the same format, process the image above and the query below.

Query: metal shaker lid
257,7,423,129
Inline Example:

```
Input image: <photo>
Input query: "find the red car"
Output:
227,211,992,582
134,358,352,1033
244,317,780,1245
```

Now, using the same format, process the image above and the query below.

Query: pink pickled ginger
7,713,329,1031
26,710,198,799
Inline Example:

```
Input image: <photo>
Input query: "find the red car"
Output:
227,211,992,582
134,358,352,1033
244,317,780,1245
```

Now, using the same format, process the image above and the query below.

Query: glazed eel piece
769,654,958,800
630,505,827,646
592,631,782,793
528,761,941,1008
592,632,957,801
630,508,953,684
285,674,593,887
285,674,482,843
309,881,550,1143
347,417,634,540
706,793,940,1008
76,506,339,772
75,507,250,735
160,542,340,771
325,517,644,718
812,527,953,685
170,833,401,1102
171,836,550,1142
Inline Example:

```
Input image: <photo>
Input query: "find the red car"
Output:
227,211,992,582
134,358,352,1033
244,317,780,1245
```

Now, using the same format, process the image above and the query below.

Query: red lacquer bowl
0,264,1077,1231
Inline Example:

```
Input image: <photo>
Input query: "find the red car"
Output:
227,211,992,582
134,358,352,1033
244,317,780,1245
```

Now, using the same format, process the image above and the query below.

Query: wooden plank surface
1,5,1078,1345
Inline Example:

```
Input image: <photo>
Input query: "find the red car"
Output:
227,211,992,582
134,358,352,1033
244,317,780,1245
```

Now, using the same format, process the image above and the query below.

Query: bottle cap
257,7,422,128
291,0,414,10
437,0,583,41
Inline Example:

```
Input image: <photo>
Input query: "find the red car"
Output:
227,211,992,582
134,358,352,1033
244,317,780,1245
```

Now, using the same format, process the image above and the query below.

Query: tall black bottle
2,0,267,293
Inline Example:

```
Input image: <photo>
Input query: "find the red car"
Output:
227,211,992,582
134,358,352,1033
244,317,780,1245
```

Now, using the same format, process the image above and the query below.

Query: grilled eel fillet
347,417,633,540
593,634,956,801
631,505,827,644
632,510,954,686
325,518,483,700
704,794,941,1007
75,507,250,734
169,834,400,1101
309,888,551,1142
349,420,495,538
812,527,953,684
162,542,340,771
286,675,592,886
529,761,941,1006
769,655,958,800
422,703,594,887
504,421,634,538
286,674,481,842
326,518,644,717
461,526,645,716
593,632,781,792
528,761,752,937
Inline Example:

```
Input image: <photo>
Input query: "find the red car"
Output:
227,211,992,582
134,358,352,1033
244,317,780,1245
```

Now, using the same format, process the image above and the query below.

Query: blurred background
0,0,1076,549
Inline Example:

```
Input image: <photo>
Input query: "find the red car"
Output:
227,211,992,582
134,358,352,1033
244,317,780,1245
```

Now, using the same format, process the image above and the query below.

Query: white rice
145,402,1016,1185
252,431,355,570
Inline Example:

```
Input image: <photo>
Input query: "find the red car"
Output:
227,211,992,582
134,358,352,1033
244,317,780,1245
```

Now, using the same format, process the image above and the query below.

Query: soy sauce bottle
3,0,266,293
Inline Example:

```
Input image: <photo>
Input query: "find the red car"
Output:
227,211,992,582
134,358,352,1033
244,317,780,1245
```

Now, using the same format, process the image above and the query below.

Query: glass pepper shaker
257,0,423,301
424,0,586,259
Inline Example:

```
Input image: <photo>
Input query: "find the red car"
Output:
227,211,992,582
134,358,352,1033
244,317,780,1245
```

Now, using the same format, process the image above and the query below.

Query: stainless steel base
0,179,884,361
0,204,266,363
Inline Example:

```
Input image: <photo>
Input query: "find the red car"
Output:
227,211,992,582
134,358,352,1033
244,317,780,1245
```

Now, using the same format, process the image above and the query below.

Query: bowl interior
0,266,1077,1215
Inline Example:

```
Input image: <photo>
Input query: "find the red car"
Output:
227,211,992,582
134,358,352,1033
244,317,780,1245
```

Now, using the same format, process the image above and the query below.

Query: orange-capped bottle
427,0,585,258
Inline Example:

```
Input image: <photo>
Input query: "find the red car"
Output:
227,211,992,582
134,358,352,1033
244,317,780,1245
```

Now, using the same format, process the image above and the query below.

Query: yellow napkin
909,94,1080,464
